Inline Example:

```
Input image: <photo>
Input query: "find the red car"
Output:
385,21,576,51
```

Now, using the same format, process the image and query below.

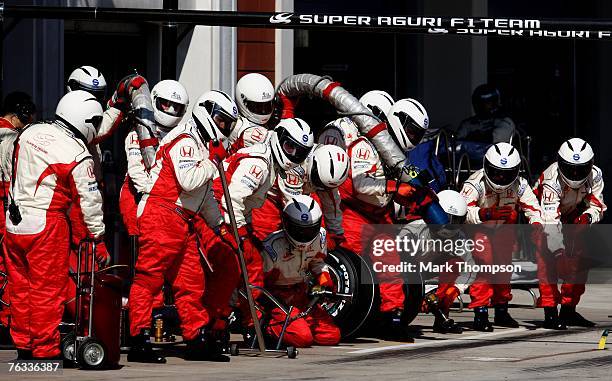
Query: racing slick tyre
323,248,378,339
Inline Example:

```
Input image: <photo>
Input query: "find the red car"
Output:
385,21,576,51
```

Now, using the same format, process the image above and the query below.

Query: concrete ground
1,285,610,380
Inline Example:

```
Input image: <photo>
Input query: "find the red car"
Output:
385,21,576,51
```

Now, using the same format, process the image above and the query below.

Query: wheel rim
63,342,75,361
83,342,105,366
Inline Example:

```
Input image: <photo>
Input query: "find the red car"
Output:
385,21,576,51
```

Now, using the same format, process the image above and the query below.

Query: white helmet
235,73,275,125
432,190,468,239
270,118,314,171
318,117,360,150
66,65,107,102
192,90,239,142
282,195,323,250
55,90,104,144
308,144,349,190
387,98,429,152
360,90,395,123
557,138,594,188
483,142,521,193
151,80,189,129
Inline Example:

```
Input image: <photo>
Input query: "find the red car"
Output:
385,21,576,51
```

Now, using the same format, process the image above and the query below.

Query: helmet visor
278,128,312,164
68,80,107,103
558,156,593,183
244,99,273,116
367,104,388,124
484,161,519,188
205,101,237,136
282,214,321,244
393,110,426,146
156,97,186,117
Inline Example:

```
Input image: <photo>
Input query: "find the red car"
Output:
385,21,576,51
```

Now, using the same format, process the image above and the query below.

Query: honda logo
543,191,553,202
130,135,139,145
251,128,265,142
286,173,300,186
180,146,194,158
87,166,96,179
249,165,263,180
357,148,370,160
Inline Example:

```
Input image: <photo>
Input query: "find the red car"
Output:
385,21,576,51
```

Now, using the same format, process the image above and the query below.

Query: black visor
85,115,103,131
244,99,273,116
367,104,388,124
156,97,186,117
203,101,237,136
282,213,321,244
558,156,593,182
393,110,426,146
484,161,519,187
277,127,312,164
310,159,326,190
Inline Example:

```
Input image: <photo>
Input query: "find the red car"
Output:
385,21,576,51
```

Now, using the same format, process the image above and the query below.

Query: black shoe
184,327,230,362
543,307,567,330
380,310,414,342
493,304,519,328
127,329,166,363
560,305,596,327
433,317,463,334
473,307,494,332
15,349,33,360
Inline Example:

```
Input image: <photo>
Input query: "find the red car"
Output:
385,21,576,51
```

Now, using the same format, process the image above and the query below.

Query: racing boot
493,303,519,328
543,307,567,330
472,307,494,332
127,329,166,363
380,309,414,342
559,305,596,327
433,316,463,334
184,327,230,362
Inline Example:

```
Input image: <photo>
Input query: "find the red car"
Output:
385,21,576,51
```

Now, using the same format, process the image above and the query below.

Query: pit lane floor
1,284,610,380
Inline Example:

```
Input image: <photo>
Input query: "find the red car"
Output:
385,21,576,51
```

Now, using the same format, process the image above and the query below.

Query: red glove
95,240,111,268
217,224,239,252
279,93,297,119
326,233,346,251
107,74,148,113
574,213,592,225
478,206,517,222
208,141,228,164
388,181,436,213
318,271,334,289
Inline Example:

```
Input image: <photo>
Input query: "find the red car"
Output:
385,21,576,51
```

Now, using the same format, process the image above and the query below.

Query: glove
107,74,148,113
440,286,461,311
388,180,436,213
209,141,227,165
278,93,297,119
574,213,592,225
317,271,334,289
478,206,518,222
326,233,346,251
95,240,111,268
216,224,239,252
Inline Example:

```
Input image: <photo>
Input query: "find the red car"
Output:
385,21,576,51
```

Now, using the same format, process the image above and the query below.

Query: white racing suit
227,117,271,154
261,229,340,347
460,169,542,308
533,162,606,307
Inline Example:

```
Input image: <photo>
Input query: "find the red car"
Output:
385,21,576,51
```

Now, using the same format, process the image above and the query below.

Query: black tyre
76,338,106,370
61,332,76,364
323,248,377,339
402,274,425,325
286,346,298,359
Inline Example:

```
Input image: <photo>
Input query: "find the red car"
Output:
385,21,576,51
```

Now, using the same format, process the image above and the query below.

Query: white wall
275,0,294,86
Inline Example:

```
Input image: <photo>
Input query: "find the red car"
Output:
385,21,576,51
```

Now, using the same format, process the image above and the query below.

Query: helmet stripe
494,144,502,155
508,147,515,156
567,140,574,151
294,118,304,130
79,66,91,76
327,151,334,176
581,140,588,151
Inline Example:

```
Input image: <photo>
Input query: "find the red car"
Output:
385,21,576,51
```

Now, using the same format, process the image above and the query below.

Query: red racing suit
460,169,542,308
129,121,238,340
0,118,18,328
5,121,105,358
338,136,406,313
213,143,279,323
262,229,340,347
533,162,606,307
251,144,344,242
